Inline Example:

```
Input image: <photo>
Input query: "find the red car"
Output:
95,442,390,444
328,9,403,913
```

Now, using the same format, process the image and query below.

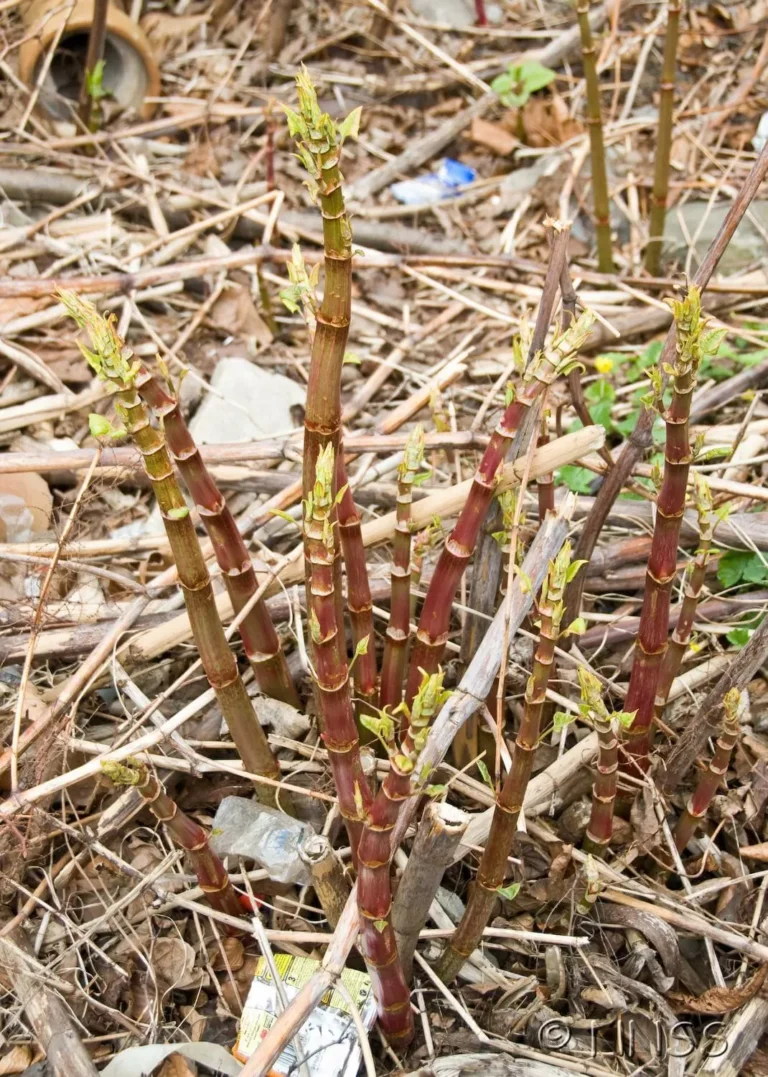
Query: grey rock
252,694,310,740
496,156,561,214
663,200,768,274
557,798,591,844
210,796,313,885
434,885,465,922
189,356,305,445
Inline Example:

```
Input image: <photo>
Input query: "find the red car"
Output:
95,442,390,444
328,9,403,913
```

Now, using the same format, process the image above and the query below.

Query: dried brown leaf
180,1005,207,1042
152,937,204,990
210,284,272,347
520,94,582,148
469,117,517,156
154,1053,198,1077
219,953,259,1014
0,472,52,537
0,1046,33,1075
670,964,768,1014
207,935,245,972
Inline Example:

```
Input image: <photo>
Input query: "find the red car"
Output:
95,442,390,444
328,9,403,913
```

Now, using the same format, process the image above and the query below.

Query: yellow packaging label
234,955,376,1075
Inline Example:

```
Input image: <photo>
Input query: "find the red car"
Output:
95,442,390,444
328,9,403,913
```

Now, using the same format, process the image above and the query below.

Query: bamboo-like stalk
380,426,426,713
304,445,372,860
409,522,438,621
575,0,613,273
495,489,520,599
59,293,285,808
406,269,593,701
578,670,634,857
673,688,743,853
285,72,358,546
102,760,244,922
134,364,298,708
357,672,450,1045
453,503,502,771
653,473,715,726
644,0,682,276
336,461,378,714
536,413,555,521
284,70,376,720
280,241,375,713
622,287,724,772
436,543,576,984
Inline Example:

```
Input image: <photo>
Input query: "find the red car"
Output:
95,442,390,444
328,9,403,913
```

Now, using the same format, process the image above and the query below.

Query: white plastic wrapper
210,797,314,885
234,955,376,1075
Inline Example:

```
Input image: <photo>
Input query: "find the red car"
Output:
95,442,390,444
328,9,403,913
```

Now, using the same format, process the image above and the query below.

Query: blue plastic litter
390,157,477,205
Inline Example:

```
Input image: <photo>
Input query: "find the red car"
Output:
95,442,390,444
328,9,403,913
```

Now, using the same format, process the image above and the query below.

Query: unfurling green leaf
565,559,588,583
269,508,300,528
338,106,362,143
563,617,587,636
373,919,388,934
360,711,395,750
279,284,302,313
282,105,305,139
553,710,573,732
496,882,521,901
59,291,141,385
515,567,533,595
613,710,637,729
88,413,125,440
477,759,494,792
355,635,369,657
425,784,447,798
166,506,190,520
85,59,107,102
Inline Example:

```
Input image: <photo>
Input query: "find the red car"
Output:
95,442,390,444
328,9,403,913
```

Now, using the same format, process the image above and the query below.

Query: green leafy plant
557,465,595,494
491,60,556,108
85,58,107,104
717,551,768,588
726,615,764,648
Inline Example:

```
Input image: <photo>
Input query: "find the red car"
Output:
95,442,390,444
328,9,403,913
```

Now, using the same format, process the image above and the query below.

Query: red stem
336,455,377,715
136,368,298,707
622,289,712,772
405,225,581,702
380,428,424,713
673,691,741,853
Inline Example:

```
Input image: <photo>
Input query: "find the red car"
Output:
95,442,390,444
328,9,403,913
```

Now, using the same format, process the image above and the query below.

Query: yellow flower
594,355,614,375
